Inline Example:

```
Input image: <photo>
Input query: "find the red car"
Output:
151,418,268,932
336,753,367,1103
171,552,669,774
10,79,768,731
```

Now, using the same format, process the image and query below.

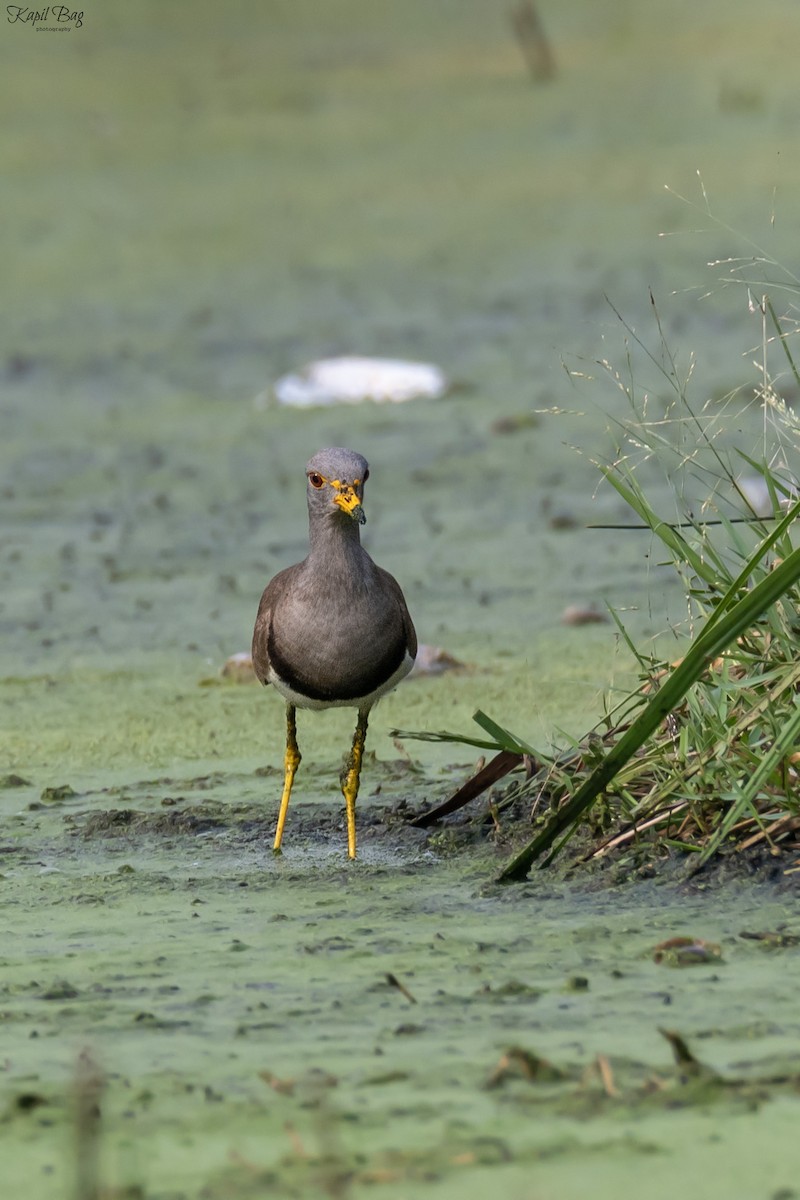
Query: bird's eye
362,468,370,483
308,473,325,489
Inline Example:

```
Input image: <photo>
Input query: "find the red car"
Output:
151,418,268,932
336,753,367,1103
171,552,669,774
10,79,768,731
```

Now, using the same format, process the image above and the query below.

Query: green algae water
2,1,800,1195
3,803,800,1200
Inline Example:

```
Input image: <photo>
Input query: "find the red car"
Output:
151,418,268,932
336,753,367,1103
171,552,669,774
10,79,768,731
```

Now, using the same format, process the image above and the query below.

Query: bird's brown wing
251,565,299,685
376,566,418,661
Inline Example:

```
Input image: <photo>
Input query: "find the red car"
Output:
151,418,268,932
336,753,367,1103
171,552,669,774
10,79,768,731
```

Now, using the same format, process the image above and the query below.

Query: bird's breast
267,587,410,705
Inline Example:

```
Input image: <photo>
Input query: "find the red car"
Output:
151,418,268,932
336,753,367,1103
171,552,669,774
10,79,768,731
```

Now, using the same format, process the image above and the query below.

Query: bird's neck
307,512,363,564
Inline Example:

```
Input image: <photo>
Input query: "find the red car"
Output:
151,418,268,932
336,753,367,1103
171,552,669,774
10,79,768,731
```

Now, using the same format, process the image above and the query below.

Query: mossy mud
3,1,800,1196
3,774,800,1200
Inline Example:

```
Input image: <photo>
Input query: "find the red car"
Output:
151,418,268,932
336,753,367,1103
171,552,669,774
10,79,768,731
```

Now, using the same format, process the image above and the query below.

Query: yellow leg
274,704,300,854
341,710,369,860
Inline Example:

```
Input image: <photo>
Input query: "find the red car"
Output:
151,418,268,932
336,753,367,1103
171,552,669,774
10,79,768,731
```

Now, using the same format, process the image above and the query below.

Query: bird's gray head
305,447,369,526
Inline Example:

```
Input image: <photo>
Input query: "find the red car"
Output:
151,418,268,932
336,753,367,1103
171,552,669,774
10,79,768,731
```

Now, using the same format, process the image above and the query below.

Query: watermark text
6,6,83,28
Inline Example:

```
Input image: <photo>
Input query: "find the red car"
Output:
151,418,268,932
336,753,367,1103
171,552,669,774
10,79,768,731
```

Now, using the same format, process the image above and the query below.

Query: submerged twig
510,1,556,81
386,973,417,1005
595,1054,620,1098
74,1049,104,1200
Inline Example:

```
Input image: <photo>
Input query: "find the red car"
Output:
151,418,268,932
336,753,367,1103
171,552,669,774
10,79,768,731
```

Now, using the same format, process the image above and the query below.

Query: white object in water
274,356,447,407
737,475,773,518
737,473,798,518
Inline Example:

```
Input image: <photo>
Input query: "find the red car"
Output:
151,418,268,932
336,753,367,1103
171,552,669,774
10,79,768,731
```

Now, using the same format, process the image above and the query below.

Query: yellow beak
333,484,366,525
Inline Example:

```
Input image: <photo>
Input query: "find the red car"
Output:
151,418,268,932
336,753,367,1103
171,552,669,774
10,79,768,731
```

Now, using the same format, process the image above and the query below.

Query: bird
252,447,417,859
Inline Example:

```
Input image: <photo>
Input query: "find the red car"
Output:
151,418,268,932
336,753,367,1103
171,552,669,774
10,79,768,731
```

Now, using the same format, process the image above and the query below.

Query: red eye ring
308,472,325,489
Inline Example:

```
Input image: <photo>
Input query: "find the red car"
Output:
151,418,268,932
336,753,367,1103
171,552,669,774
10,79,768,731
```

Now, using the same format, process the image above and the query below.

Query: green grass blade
766,295,800,390
471,710,539,756
600,467,718,585
392,711,542,756
390,728,506,752
701,492,800,636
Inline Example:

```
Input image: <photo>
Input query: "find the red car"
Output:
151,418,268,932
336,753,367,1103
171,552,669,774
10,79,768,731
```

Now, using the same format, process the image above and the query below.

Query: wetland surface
2,2,800,1196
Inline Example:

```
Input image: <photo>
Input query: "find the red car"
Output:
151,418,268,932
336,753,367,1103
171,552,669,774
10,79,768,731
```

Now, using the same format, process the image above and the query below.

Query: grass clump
401,193,800,881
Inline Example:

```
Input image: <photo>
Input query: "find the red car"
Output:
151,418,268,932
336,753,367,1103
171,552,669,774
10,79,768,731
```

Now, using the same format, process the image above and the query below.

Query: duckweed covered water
3,786,800,1200
2,2,800,1196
